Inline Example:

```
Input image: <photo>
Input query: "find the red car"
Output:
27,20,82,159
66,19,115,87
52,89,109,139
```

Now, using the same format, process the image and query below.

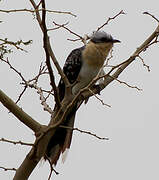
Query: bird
45,31,120,165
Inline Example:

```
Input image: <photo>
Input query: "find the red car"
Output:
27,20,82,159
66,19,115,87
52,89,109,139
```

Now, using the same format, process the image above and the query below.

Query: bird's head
90,31,120,44
89,31,120,52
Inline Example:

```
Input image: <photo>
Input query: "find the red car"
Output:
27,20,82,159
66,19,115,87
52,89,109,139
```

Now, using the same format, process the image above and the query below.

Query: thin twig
138,55,150,72
0,8,76,17
0,38,32,52
115,78,142,91
0,138,33,146
48,22,69,31
52,21,84,42
44,156,59,179
1,58,26,83
0,166,17,171
107,58,131,75
97,10,125,31
143,12,159,23
88,88,111,107
15,86,27,104
60,125,109,140
104,48,114,67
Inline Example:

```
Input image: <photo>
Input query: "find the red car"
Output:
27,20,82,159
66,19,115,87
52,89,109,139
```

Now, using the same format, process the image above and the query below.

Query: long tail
45,105,77,166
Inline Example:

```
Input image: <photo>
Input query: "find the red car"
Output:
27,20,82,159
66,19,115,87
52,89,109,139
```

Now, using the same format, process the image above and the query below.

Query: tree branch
0,166,17,171
60,125,109,140
41,1,61,108
52,21,84,42
27,82,53,114
30,0,71,94
0,138,33,146
96,10,125,31
0,8,76,17
0,89,42,133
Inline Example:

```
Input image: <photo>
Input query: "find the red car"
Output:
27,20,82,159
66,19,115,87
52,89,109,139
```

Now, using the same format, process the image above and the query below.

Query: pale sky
0,0,159,180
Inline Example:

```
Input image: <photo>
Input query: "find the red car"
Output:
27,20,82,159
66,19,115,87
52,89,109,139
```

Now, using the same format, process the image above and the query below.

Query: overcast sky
0,0,159,180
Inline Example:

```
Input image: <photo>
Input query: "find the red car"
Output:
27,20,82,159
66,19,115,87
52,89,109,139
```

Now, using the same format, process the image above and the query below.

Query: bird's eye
100,37,107,42
100,37,113,43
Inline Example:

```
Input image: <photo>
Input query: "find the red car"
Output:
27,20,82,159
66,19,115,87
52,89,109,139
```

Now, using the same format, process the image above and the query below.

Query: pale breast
72,61,101,95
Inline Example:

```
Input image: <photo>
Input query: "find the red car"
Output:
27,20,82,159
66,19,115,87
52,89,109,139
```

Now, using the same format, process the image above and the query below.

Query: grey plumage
90,31,120,43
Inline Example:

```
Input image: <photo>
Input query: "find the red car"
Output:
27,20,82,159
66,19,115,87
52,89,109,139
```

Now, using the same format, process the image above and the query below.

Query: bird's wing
58,46,85,101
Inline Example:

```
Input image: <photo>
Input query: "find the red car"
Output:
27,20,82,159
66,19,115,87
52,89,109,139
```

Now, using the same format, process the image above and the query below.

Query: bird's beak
112,39,121,43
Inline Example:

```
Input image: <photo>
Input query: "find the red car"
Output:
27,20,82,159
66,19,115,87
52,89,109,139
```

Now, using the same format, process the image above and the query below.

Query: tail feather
62,148,69,163
62,112,76,152
45,105,77,165
49,144,61,166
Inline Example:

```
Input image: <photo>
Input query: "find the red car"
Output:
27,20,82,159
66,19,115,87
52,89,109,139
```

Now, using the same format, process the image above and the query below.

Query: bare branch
138,55,150,72
96,10,126,31
88,88,111,107
60,125,109,140
27,82,53,114
41,1,61,108
0,8,76,17
0,89,42,133
15,86,27,104
0,39,32,52
0,58,28,103
44,156,59,179
1,58,26,83
0,166,17,171
30,0,70,97
143,12,159,23
48,21,69,31
52,21,84,42
0,138,33,146
1,58,51,104
107,58,132,75
28,63,48,83
114,78,143,91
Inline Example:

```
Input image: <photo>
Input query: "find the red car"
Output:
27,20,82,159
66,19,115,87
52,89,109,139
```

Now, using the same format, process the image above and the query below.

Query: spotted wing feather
58,46,85,101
